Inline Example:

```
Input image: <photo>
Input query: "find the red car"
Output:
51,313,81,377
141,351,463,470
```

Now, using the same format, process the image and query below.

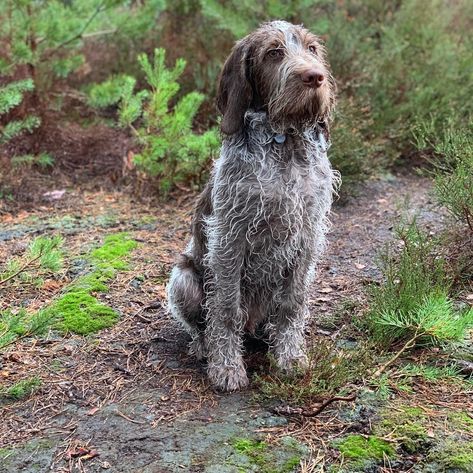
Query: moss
448,411,473,433
428,442,473,472
337,435,396,462
50,291,117,334
377,405,428,453
282,456,301,471
72,271,112,292
43,232,137,335
0,447,15,458
230,437,302,473
233,438,267,454
0,377,41,401
90,233,137,270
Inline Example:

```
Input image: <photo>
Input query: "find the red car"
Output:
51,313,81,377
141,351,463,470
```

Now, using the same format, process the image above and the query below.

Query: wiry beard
267,85,331,133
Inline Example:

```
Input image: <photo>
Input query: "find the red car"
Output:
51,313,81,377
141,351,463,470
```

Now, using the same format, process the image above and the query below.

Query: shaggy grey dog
167,20,339,391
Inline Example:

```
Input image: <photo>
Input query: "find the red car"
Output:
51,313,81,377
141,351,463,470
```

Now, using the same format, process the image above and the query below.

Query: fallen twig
115,409,147,425
272,393,357,418
0,254,42,286
373,331,424,377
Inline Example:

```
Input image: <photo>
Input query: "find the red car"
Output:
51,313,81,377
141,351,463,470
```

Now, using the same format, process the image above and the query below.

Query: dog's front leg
205,228,248,392
267,261,315,373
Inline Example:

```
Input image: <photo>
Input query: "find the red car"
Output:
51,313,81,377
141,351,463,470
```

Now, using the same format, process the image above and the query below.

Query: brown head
216,21,335,135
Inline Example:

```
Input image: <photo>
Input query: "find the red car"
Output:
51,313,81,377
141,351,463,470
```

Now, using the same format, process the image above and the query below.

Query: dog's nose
301,69,324,88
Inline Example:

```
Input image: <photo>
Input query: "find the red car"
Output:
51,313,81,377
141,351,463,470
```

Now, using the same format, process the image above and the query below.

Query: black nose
301,69,325,88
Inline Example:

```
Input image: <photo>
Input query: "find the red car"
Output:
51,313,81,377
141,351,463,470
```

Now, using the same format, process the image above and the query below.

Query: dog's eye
267,49,283,59
308,45,317,54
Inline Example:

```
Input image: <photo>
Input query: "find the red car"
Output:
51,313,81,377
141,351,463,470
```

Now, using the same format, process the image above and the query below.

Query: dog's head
216,20,335,135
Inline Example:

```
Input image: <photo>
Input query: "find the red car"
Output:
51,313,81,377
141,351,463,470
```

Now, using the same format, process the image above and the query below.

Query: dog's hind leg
167,253,206,360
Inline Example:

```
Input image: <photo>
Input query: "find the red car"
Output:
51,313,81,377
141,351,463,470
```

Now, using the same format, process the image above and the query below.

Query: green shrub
10,153,54,169
366,219,473,347
329,97,374,188
0,0,166,115
89,48,220,194
358,0,471,149
418,127,473,232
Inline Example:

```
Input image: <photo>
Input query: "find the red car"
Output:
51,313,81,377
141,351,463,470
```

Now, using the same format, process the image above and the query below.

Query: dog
167,20,338,391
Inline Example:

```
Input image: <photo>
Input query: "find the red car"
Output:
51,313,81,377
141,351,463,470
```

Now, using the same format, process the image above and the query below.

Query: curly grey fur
167,21,339,391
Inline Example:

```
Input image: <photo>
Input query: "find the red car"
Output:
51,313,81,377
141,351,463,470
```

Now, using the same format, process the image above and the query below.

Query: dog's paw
208,363,249,392
276,353,309,374
189,337,207,361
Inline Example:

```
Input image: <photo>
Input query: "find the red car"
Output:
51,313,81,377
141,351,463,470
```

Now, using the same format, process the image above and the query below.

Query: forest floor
0,172,472,473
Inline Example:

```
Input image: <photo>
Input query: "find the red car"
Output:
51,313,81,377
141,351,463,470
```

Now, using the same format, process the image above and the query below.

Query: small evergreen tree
366,219,473,348
0,79,40,145
0,0,165,108
89,48,220,194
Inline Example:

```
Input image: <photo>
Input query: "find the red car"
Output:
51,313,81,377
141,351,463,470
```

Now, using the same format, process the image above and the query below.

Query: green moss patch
376,404,428,453
448,412,473,433
45,232,137,335
227,436,304,473
49,291,118,334
337,435,396,462
427,441,473,472
90,233,137,270
233,438,267,454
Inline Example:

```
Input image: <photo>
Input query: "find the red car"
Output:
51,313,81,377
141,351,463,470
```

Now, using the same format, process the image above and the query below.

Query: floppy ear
216,39,253,135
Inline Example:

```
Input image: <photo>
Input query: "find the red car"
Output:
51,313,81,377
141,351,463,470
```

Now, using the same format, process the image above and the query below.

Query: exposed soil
0,173,471,472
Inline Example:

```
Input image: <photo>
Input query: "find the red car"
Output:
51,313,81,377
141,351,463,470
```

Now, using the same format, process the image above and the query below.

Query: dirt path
1,173,469,473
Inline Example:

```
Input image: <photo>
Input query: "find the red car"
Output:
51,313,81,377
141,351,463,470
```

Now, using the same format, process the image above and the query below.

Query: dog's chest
247,141,332,228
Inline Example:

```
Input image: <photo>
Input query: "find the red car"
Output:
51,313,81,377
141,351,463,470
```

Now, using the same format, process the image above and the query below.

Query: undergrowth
365,219,473,348
88,48,219,194
0,79,40,147
255,339,372,405
0,235,63,287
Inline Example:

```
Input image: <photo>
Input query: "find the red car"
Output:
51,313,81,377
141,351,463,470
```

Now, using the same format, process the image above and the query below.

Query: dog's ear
217,39,253,136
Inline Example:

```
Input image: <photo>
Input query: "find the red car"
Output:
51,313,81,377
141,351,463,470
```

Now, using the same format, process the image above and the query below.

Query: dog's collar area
272,129,329,151
273,133,286,144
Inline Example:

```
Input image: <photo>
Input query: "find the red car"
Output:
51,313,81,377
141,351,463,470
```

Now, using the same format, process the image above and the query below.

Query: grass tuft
0,377,41,401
